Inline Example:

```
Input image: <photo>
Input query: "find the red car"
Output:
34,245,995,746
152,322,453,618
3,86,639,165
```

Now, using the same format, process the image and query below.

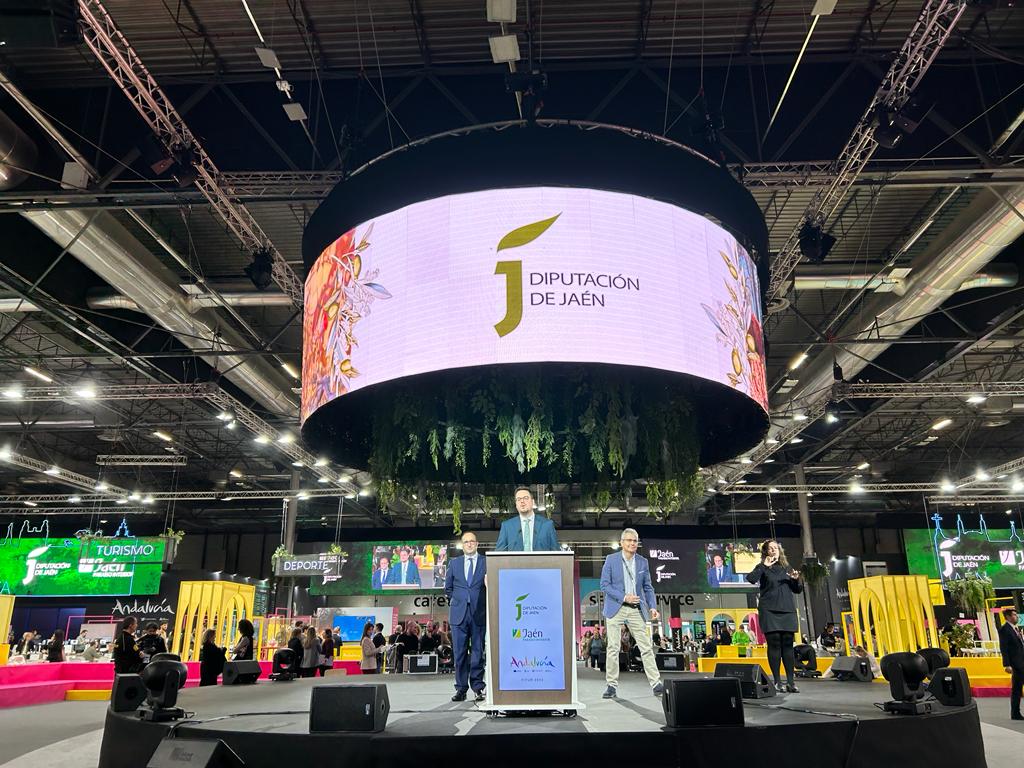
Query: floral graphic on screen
701,241,768,411
302,222,391,420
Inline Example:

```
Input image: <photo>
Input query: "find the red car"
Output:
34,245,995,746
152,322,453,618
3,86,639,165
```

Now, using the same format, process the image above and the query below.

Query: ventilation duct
0,108,38,190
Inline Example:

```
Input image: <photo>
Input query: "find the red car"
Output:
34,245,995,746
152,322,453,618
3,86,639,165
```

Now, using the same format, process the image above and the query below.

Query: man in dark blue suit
384,547,421,587
494,486,559,552
445,531,487,701
998,607,1024,721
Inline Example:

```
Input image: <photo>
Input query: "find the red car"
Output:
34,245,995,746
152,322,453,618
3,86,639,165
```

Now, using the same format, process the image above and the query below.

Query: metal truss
95,455,188,466
733,482,1006,494
11,383,216,402
766,0,967,306
927,496,1024,505
3,383,352,491
0,507,151,515
833,381,1024,399
76,1,304,307
0,487,353,504
714,392,832,490
955,455,1024,489
1,162,1018,213
1,448,129,496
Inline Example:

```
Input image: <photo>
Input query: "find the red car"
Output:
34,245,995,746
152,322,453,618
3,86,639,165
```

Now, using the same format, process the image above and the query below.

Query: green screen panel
0,537,165,596
904,517,1024,589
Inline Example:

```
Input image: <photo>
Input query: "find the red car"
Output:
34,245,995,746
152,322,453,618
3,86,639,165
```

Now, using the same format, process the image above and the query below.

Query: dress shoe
474,690,486,702
1012,713,1023,721
602,685,617,699
786,684,800,694
451,691,467,702
775,682,786,693
652,682,664,697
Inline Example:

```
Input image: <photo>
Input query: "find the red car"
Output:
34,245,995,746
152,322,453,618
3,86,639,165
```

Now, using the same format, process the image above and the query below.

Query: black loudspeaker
662,678,744,728
831,656,873,682
309,684,390,733
928,667,972,707
222,660,261,685
655,653,688,671
146,737,244,768
714,663,776,698
110,674,146,712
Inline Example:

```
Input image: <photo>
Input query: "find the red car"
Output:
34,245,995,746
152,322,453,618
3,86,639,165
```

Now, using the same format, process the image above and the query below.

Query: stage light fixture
139,657,188,721
488,33,520,63
280,361,300,379
880,652,932,715
229,469,243,478
856,462,870,471
314,457,328,467
270,647,298,681
486,0,517,22
95,481,108,491
967,394,987,404
764,458,775,463
24,366,53,383
277,433,295,444
765,437,779,445
152,430,173,442
2,386,22,399
68,495,80,503
217,412,233,421
792,412,808,422
44,465,60,475
740,457,752,464
940,479,956,493
848,481,865,495
74,385,96,399
789,352,808,371
768,487,779,494
226,421,237,430
975,469,991,481
790,437,803,444
291,460,304,467
318,476,329,483
825,411,839,424
931,418,953,430
1013,477,1024,492
254,435,270,445
115,498,128,505
797,222,835,264
297,492,309,500
23,500,36,507
244,248,275,291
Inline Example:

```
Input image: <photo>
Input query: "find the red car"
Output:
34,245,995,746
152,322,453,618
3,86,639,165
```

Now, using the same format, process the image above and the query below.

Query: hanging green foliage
451,492,462,536
945,573,995,614
367,368,704,526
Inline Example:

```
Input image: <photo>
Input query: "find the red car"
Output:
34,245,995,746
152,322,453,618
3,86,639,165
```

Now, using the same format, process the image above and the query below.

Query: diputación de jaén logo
493,214,561,337
514,592,529,621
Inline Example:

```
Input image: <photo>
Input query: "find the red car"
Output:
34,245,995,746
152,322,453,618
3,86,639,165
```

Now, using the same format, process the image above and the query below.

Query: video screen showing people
371,542,448,590
705,542,758,589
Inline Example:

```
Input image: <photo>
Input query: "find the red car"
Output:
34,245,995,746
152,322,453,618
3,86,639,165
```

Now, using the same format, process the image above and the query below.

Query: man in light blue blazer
494,486,559,552
445,532,487,701
600,527,663,699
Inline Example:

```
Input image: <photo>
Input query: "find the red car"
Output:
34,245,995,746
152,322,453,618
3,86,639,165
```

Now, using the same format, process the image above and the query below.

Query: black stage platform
98,670,987,768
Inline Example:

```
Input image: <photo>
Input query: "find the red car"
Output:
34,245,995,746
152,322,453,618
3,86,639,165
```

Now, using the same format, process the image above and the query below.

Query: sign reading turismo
0,537,165,597
498,568,564,691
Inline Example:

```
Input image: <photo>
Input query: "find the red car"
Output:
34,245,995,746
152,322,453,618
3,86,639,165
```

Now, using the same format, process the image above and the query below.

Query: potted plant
945,572,995,613
942,622,978,657
271,545,291,568
159,528,184,564
799,560,830,589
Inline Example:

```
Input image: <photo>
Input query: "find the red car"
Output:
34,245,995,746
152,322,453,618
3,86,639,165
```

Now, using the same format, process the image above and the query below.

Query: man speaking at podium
600,528,664,699
495,486,559,551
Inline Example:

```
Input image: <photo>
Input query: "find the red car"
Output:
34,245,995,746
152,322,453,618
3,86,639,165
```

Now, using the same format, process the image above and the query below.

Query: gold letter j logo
494,260,523,338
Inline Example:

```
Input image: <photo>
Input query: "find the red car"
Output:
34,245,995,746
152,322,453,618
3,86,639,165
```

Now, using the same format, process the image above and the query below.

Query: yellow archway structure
171,581,256,662
848,575,939,658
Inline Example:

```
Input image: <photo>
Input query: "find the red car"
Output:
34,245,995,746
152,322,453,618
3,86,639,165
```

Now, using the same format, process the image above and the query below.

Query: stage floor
98,667,989,768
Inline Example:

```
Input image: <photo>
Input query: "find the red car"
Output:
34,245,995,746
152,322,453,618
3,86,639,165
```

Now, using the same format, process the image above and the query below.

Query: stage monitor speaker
110,673,145,712
831,656,873,682
146,737,244,768
222,660,261,685
309,684,390,733
662,678,744,728
655,653,688,671
713,663,776,698
928,667,972,707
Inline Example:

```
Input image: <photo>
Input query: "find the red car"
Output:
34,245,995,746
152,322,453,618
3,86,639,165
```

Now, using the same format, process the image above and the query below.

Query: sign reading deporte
274,552,345,578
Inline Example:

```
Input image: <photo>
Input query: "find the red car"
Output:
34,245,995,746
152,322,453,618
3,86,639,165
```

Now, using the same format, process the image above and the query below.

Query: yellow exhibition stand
171,580,256,662
848,575,940,658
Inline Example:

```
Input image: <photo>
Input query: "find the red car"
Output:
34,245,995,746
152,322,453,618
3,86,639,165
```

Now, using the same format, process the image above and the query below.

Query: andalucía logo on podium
499,568,563,691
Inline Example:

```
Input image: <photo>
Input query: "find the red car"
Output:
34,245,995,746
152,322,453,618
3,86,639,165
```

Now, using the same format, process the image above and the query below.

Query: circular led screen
302,186,768,425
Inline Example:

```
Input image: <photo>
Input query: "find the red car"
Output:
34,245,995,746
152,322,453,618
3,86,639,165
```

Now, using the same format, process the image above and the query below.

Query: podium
481,550,583,715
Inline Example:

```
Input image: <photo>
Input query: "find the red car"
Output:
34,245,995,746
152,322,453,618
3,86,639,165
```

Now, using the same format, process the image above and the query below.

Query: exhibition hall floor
1,667,1022,767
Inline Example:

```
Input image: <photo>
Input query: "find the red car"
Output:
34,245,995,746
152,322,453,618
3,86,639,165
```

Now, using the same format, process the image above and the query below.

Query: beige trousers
605,604,661,688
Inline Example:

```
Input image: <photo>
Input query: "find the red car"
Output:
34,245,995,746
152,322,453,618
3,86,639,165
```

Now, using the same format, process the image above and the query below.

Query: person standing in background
231,619,255,661
747,540,803,693
998,607,1024,721
360,622,378,674
113,617,143,674
46,630,65,663
199,629,226,686
318,627,335,677
300,626,320,678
